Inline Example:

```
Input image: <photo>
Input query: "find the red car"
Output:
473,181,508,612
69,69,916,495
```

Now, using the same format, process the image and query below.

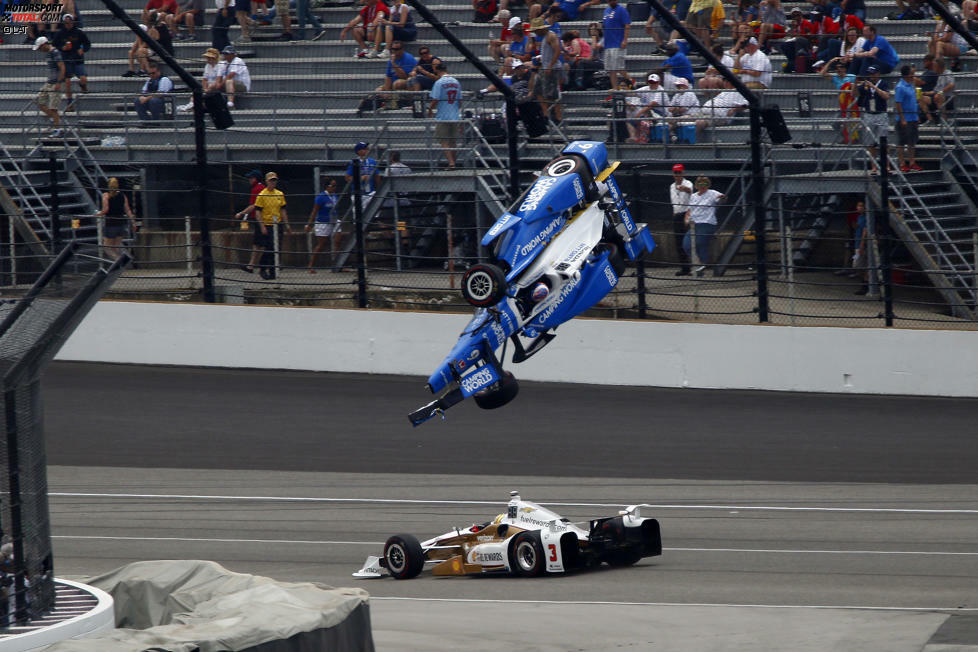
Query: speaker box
203,91,234,130
761,105,791,144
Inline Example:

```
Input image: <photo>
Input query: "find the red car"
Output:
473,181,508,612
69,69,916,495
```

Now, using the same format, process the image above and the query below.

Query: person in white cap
735,36,772,88
635,72,667,119
488,12,516,63
668,76,700,118
33,36,66,137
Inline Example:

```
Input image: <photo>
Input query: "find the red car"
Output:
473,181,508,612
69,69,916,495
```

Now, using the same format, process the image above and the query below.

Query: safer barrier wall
56,302,978,398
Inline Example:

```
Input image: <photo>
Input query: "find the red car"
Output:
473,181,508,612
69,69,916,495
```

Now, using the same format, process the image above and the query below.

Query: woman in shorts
305,178,340,272
95,177,137,261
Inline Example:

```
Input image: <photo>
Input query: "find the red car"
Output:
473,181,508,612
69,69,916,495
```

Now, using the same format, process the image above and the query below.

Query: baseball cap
866,64,880,74
222,45,236,55
511,59,524,69
62,13,74,19
32,36,49,50
508,16,521,28
648,73,660,82
246,169,262,179
674,77,690,87
748,36,758,45
354,141,369,151
265,172,279,182
202,47,220,59
790,7,802,14
672,163,685,172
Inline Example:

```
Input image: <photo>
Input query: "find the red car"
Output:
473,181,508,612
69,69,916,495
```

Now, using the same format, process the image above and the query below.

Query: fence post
631,169,647,318
48,155,61,256
878,135,894,326
185,216,193,276
352,158,367,308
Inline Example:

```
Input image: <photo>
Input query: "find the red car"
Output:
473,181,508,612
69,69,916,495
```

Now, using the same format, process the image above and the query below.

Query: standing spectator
346,141,380,211
429,62,462,169
376,40,416,108
601,0,630,90
852,200,870,294
340,0,389,59
306,177,340,273
669,164,694,275
178,47,222,112
233,0,252,44
374,0,416,55
735,37,772,89
235,169,264,230
852,64,890,174
407,46,443,92
848,24,899,76
685,0,716,49
134,60,173,122
33,36,65,137
252,172,291,280
295,0,325,41
660,40,694,87
25,21,57,47
168,0,205,40
530,17,562,122
52,14,90,112
211,0,236,52
271,0,294,41
893,65,920,172
142,0,178,25
644,2,673,54
756,0,786,52
95,178,138,262
684,176,725,275
216,44,250,109
919,56,954,123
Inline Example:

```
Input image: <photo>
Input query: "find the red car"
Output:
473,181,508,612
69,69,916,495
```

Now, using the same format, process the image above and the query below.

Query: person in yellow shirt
246,171,292,279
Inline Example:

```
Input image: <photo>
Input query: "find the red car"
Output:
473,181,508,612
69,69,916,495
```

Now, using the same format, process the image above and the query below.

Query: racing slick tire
461,263,507,307
605,548,643,567
473,371,519,410
384,533,425,579
593,242,626,277
509,531,546,577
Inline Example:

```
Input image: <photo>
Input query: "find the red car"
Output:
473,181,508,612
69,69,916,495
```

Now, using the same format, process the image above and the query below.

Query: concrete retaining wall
56,301,978,397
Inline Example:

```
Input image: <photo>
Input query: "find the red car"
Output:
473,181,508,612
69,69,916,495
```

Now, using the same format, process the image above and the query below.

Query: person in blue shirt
346,141,380,210
377,40,417,109
848,24,899,76
661,41,694,85
602,0,631,88
555,0,598,21
893,64,920,172
507,24,536,63
305,177,340,272
429,62,462,169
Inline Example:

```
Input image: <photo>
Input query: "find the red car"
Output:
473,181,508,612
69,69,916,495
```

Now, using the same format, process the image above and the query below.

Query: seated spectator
506,23,537,63
928,18,970,61
147,11,175,57
554,0,598,21
847,24,899,76
667,76,699,140
627,72,668,141
374,0,416,56
142,0,178,25
964,0,978,31
340,0,389,59
729,21,754,58
919,56,954,122
134,60,173,121
756,0,786,52
168,0,204,40
562,30,596,90
123,24,151,77
817,23,862,68
693,79,748,136
588,22,604,60
839,0,865,19
178,47,222,112
489,12,516,63
735,36,772,88
779,7,819,72
660,41,694,87
699,43,733,90
376,40,417,109
408,46,443,92
733,0,759,29
473,0,497,23
216,44,250,108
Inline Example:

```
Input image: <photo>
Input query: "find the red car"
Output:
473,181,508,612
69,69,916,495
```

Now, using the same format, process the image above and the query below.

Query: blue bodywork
409,142,656,426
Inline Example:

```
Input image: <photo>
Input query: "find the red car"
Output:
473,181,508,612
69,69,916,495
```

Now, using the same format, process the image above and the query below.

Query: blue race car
408,141,655,426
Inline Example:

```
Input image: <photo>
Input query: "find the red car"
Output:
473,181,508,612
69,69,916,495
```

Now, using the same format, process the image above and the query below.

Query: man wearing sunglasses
374,40,416,109
408,46,442,92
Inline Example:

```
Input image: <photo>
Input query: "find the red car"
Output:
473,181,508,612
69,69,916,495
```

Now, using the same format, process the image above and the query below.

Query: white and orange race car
353,491,661,579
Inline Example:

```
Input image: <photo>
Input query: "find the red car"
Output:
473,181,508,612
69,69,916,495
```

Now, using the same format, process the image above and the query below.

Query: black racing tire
605,548,643,567
509,531,545,577
593,242,626,277
384,533,424,579
543,155,587,179
461,263,507,307
473,371,520,410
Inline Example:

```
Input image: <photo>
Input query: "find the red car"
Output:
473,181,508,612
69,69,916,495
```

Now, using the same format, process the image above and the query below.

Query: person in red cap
669,163,694,275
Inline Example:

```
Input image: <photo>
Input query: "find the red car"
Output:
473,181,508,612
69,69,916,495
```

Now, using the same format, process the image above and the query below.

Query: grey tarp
44,560,373,652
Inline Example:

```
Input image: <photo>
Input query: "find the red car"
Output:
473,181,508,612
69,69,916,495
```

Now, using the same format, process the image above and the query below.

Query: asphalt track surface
42,362,978,651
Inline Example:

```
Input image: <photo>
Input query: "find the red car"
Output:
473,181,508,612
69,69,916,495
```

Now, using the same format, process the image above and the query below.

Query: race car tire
605,548,643,567
461,263,507,307
509,531,545,577
473,371,519,410
594,242,626,277
384,533,424,580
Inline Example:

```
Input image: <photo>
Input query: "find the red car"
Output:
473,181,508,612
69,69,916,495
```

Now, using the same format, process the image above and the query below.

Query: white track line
47,493,978,515
50,535,978,555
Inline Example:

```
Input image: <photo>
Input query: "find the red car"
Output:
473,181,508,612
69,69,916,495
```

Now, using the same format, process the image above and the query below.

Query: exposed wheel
461,263,507,307
593,242,626,277
605,548,642,567
544,155,587,178
473,371,519,410
509,531,545,577
384,533,424,579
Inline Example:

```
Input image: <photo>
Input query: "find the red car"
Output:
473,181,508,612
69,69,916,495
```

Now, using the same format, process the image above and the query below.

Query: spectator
709,0,727,43
142,0,177,25
235,169,264,232
294,0,325,41
848,24,899,76
233,0,252,44
177,47,222,112
530,17,562,122
756,0,786,52
375,40,416,109
685,0,715,49
555,0,597,20
95,177,138,261
815,8,863,58
779,7,818,72
693,78,748,137
820,57,858,141
602,0,630,90
340,0,389,59
587,22,604,59
851,64,890,174
33,36,65,137
408,46,443,92
542,4,564,39
893,65,920,172
663,0,692,21
699,43,733,90
684,175,725,275
473,0,497,23
25,21,57,46
507,23,537,63
629,72,667,141
211,0,236,52
250,172,291,280
168,0,205,40
817,23,862,68
306,177,341,272
147,10,176,58
644,2,673,54
52,14,90,112
919,56,954,123
669,163,694,275
217,44,250,109
271,0,294,41
667,76,699,122
134,60,173,122
489,13,516,63
374,0,416,55
733,0,759,28
839,0,865,19
346,141,380,211
928,18,970,61
562,30,594,90
660,40,693,87
429,62,462,169
735,36,772,88
123,23,150,78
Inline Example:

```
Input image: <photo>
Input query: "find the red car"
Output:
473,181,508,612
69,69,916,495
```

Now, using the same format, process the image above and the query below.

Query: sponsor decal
455,359,467,370
533,276,579,326
472,551,504,563
467,349,480,360
549,521,568,533
518,216,563,258
487,213,516,237
604,265,618,287
518,513,557,529
1,1,63,31
562,242,589,267
460,367,495,394
573,177,584,201
489,320,506,348
573,142,595,150
518,177,558,213
523,327,539,339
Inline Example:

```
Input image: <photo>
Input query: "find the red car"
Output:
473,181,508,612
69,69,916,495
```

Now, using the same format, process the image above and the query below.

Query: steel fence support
351,158,368,308
631,169,647,318
879,136,894,326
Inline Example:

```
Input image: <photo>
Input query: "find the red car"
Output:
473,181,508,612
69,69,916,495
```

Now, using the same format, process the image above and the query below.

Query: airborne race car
408,141,656,426
353,491,662,579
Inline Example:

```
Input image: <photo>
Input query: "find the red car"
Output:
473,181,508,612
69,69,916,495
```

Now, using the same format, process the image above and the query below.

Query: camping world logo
0,2,64,33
